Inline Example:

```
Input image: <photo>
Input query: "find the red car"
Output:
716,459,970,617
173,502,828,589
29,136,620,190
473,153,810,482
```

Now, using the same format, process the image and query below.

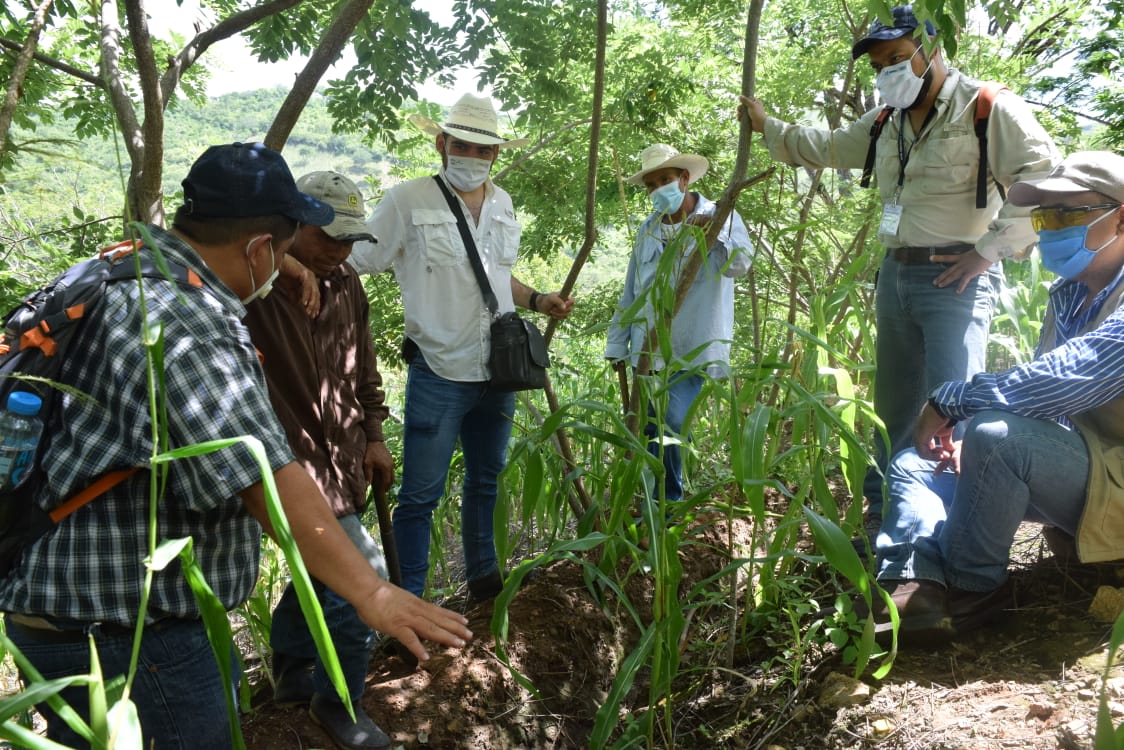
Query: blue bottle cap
6,391,42,417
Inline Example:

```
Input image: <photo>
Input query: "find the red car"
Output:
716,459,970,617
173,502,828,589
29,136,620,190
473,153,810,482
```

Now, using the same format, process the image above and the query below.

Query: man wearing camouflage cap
244,171,398,749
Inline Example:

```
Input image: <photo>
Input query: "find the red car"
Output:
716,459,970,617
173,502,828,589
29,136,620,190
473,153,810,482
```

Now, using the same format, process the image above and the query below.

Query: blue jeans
7,616,236,749
644,372,704,502
271,514,386,702
393,355,515,596
878,410,1088,591
863,255,1002,518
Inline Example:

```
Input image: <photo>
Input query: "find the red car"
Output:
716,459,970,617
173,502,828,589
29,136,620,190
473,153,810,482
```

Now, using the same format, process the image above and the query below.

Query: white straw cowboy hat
408,93,530,149
625,143,709,186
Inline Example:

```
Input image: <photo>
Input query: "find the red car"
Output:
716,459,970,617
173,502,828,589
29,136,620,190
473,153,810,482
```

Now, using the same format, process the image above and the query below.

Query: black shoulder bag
431,175,549,391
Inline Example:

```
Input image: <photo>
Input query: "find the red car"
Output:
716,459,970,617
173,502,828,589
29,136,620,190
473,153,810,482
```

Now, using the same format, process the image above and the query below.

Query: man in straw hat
244,171,398,748
0,145,470,749
605,143,753,507
860,151,1124,647
349,92,573,602
739,5,1059,539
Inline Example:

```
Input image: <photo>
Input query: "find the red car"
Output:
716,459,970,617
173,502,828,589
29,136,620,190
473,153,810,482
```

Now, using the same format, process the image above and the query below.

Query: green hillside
2,88,391,231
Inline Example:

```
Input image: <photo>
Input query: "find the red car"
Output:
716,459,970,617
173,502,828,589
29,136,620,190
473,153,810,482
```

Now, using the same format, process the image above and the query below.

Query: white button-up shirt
349,173,520,382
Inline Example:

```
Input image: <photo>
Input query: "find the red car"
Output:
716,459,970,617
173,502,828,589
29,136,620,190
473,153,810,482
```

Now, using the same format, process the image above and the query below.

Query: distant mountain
3,88,390,227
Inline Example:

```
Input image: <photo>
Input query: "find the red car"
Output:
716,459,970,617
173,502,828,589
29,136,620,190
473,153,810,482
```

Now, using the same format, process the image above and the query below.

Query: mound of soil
241,521,1124,750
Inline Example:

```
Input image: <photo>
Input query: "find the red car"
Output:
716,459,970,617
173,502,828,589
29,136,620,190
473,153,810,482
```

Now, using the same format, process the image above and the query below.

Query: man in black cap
739,5,1059,535
0,143,471,749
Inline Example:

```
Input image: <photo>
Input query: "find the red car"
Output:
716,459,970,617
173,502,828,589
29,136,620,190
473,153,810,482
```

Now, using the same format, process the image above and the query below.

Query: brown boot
948,580,1013,635
855,579,955,647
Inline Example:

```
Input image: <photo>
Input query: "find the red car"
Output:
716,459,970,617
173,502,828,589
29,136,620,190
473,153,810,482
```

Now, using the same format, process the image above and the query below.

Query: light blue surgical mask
1037,208,1117,279
650,181,686,215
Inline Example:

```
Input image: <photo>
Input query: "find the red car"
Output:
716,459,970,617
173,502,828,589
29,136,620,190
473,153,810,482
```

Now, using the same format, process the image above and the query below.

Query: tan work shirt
762,69,1060,261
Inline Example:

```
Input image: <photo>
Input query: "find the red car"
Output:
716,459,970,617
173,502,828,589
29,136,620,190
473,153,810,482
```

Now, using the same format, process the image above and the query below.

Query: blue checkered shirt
0,226,293,626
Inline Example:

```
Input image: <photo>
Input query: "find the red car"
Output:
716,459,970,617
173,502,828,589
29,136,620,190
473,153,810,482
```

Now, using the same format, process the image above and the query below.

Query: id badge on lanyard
879,202,903,238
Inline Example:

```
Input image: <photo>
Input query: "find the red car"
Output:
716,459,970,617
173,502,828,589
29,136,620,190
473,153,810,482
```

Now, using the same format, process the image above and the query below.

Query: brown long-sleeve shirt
243,263,387,517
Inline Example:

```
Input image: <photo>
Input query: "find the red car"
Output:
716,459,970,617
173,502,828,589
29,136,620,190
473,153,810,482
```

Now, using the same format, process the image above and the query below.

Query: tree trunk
0,0,54,164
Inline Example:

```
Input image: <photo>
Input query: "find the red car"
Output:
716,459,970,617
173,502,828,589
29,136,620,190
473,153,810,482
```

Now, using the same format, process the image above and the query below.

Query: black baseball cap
181,142,334,226
851,5,937,60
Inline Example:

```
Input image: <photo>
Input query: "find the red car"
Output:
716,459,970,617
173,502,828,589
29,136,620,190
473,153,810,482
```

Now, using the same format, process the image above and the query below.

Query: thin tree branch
265,0,374,151
99,0,142,164
0,0,55,160
533,0,609,520
0,37,104,86
159,0,304,100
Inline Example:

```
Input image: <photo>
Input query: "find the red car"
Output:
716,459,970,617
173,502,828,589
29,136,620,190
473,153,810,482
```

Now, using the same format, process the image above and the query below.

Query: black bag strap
432,175,498,317
973,82,1009,209
860,106,895,189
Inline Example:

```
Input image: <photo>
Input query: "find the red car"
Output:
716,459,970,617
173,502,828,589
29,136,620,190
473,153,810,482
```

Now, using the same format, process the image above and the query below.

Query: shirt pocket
488,213,521,267
916,130,978,197
410,208,464,267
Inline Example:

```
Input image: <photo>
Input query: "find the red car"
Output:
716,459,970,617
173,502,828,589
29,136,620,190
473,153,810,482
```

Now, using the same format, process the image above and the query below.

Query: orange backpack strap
973,82,1009,209
860,106,895,188
48,467,142,524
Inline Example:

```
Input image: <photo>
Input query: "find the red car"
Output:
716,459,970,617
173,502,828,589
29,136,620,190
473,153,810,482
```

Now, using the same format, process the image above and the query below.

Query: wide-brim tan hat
296,171,376,242
409,93,530,149
624,143,709,186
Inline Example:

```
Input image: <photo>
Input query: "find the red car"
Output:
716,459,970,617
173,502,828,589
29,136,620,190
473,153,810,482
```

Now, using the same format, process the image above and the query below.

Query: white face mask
444,155,493,192
242,236,279,305
875,46,932,110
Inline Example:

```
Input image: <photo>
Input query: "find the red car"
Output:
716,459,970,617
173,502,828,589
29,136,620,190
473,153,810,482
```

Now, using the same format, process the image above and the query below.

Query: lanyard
895,107,938,190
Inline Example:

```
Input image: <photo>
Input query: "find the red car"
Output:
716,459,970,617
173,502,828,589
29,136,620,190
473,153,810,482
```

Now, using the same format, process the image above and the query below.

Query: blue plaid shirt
931,267,1124,423
0,226,293,626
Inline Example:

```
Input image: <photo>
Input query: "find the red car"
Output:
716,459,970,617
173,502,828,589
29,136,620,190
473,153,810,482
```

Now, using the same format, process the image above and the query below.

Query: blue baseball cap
851,5,937,60
181,142,334,226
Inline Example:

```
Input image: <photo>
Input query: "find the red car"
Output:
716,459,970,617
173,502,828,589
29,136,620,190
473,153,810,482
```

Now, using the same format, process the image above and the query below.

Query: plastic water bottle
0,391,44,492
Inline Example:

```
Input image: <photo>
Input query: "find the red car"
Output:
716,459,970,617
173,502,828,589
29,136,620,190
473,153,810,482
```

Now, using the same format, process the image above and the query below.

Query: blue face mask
1037,208,1117,279
650,181,686,215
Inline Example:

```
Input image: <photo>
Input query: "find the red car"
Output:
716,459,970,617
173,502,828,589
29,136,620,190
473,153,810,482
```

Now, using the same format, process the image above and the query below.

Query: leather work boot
948,580,1014,635
467,569,505,603
855,579,955,647
309,693,391,750
272,658,315,706
467,568,539,604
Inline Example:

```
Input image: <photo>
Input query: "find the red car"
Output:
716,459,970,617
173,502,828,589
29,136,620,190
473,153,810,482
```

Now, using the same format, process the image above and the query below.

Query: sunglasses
1030,203,1120,232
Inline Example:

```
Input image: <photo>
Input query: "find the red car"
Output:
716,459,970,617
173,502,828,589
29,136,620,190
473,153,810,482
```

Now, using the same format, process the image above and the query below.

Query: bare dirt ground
240,518,1124,750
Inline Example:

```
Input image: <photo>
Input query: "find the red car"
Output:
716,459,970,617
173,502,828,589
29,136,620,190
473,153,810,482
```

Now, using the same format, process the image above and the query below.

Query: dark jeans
644,371,704,502
7,616,237,749
393,356,515,597
270,514,385,701
863,255,1001,517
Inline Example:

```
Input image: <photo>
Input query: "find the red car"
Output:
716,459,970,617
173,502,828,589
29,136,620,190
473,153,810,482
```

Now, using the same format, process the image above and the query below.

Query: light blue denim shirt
605,193,753,378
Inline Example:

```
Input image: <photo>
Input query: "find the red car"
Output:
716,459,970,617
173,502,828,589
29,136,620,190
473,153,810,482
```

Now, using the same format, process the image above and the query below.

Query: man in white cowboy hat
349,92,574,602
605,143,753,505
738,4,1059,537
244,171,397,749
859,152,1124,646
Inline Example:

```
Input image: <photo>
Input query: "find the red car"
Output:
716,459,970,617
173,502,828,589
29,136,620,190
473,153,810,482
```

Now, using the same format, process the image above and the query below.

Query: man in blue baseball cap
0,143,472,749
739,6,1059,547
